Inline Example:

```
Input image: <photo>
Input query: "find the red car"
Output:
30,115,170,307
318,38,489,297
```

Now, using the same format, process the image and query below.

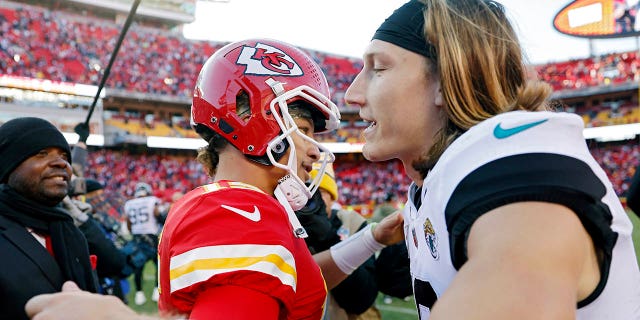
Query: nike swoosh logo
493,119,548,139
221,205,261,222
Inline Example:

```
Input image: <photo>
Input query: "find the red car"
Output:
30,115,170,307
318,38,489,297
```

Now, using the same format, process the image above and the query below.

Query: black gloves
74,123,90,143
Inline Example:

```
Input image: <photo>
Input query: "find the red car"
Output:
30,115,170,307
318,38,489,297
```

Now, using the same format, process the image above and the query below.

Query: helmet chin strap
274,182,308,238
276,173,311,210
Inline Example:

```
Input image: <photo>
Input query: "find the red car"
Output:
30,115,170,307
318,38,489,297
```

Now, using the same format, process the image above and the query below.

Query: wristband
330,224,386,274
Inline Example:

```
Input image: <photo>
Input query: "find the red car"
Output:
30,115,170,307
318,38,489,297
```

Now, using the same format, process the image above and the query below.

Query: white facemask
265,79,340,237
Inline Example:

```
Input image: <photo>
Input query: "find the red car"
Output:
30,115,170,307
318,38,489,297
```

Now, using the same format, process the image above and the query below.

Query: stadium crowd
1,1,639,107
535,51,639,91
83,143,640,219
0,2,361,107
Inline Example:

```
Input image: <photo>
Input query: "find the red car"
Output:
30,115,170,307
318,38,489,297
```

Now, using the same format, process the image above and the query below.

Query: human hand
25,281,142,320
372,211,404,246
61,196,89,226
74,123,90,143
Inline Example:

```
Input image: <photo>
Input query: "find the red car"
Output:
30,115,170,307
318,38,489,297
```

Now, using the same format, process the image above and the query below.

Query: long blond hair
414,0,553,177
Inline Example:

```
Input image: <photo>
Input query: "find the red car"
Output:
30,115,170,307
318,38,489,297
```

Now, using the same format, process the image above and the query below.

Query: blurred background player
124,182,162,305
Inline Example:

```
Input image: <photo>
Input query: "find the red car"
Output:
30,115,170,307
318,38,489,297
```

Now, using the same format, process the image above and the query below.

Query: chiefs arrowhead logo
236,42,303,76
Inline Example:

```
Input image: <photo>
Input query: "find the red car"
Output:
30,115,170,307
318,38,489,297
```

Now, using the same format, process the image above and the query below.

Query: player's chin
362,142,388,162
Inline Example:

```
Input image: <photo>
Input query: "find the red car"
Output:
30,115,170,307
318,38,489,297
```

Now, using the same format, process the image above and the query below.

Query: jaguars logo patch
424,218,439,260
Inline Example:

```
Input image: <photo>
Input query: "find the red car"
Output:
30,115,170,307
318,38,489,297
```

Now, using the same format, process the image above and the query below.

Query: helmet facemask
260,79,338,238
265,79,339,213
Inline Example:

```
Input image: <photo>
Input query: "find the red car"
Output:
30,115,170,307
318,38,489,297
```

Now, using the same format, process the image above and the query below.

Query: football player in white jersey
345,0,640,319
124,182,161,305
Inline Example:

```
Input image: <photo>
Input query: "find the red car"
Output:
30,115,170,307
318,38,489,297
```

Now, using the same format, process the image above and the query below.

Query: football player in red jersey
156,38,342,319
25,39,404,320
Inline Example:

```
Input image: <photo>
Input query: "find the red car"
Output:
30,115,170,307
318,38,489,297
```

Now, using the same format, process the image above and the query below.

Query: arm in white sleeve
330,223,386,274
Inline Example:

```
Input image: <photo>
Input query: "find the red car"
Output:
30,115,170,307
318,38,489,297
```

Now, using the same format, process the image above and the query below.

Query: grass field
125,211,640,319
376,295,419,320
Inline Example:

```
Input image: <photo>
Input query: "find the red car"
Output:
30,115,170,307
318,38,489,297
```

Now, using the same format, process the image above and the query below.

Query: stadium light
147,136,207,150
583,123,640,141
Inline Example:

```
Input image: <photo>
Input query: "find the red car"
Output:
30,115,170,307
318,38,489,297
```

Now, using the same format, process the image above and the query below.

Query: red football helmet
192,38,339,155
191,39,341,217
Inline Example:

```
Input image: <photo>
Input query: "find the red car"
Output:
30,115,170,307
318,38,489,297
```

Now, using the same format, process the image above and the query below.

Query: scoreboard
554,0,640,38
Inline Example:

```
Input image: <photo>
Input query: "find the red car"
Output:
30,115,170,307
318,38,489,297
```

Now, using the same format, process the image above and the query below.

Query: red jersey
158,181,327,319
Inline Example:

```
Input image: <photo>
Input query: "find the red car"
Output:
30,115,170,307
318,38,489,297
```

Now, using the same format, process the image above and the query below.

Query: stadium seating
83,143,639,218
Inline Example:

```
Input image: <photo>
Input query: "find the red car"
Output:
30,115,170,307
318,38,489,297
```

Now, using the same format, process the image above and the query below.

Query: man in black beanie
0,117,97,320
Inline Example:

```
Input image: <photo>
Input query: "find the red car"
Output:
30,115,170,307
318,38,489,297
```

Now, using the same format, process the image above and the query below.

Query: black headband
372,0,435,59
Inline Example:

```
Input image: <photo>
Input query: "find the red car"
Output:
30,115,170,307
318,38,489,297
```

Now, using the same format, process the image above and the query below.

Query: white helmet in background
134,182,152,197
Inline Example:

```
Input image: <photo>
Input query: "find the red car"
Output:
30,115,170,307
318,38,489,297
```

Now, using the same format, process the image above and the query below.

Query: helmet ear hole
236,90,251,123
272,140,287,154
245,138,290,166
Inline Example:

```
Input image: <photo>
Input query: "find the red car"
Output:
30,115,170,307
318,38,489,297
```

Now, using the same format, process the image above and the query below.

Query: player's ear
433,79,443,108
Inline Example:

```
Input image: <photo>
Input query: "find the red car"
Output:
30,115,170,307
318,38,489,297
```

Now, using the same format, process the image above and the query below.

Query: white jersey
124,195,160,235
402,111,640,319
